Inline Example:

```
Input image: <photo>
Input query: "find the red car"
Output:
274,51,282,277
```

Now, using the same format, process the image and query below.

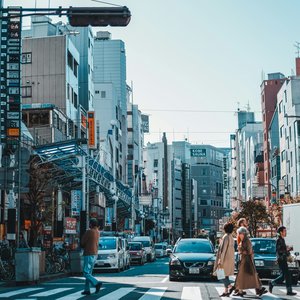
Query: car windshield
129,243,141,250
155,245,163,249
174,240,213,253
99,238,116,250
251,239,276,254
134,240,150,247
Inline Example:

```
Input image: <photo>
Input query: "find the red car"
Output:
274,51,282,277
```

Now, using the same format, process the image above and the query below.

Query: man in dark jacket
81,218,101,295
269,226,296,296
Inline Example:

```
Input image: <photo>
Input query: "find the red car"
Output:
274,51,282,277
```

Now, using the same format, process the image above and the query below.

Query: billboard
141,114,149,133
88,111,96,149
190,148,206,157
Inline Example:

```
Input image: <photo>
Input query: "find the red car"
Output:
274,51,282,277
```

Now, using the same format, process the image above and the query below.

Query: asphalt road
0,257,299,300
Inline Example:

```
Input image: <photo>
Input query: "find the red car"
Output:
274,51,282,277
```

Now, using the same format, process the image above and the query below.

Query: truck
282,203,300,262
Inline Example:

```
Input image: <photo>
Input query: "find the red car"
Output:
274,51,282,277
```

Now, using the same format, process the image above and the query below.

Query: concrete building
277,74,300,197
190,145,226,232
261,73,285,205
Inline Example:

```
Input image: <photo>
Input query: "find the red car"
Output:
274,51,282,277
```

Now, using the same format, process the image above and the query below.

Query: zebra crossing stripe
97,287,135,300
55,290,86,300
181,286,202,300
31,287,73,297
139,287,168,300
280,289,300,299
0,287,43,297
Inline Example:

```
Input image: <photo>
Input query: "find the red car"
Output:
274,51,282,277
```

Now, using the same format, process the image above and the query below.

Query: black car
251,238,299,284
169,238,216,281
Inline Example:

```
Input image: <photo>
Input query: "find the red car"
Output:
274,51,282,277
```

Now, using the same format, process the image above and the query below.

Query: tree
22,156,53,247
232,200,274,237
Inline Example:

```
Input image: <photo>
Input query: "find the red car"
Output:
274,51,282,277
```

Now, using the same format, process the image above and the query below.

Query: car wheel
116,262,121,273
169,275,177,281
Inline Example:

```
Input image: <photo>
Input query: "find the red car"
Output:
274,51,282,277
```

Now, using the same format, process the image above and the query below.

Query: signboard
279,179,285,196
190,148,206,157
141,114,149,133
88,111,96,149
71,190,82,217
65,217,77,234
81,113,87,129
1,8,22,147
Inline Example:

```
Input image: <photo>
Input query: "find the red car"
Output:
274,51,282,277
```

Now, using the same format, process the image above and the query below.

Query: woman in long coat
214,222,235,297
233,227,267,297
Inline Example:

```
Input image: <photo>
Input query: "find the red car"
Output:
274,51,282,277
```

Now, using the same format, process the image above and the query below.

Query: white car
122,238,130,270
132,236,156,262
155,243,167,258
94,236,124,272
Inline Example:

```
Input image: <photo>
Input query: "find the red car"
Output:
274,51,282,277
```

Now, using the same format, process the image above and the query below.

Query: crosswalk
0,285,299,299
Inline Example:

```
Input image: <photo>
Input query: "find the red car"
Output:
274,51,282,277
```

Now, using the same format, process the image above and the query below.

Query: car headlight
170,258,181,266
108,254,116,259
288,261,297,268
207,260,214,266
255,260,264,267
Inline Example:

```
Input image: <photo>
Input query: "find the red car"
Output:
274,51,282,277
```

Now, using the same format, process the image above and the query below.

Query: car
251,238,299,284
169,238,216,281
94,236,124,272
122,238,130,270
155,243,167,258
132,236,156,262
128,242,147,265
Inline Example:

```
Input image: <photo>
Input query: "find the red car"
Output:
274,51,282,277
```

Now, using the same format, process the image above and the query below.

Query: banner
88,111,96,149
71,190,82,217
141,114,149,133
65,217,77,234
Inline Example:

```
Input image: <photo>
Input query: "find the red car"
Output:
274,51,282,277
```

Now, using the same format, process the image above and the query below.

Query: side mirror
166,249,172,255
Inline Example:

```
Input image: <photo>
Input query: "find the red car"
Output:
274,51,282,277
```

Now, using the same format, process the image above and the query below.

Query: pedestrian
18,232,29,248
268,226,297,296
1,235,9,248
80,218,102,296
214,222,235,297
232,227,267,297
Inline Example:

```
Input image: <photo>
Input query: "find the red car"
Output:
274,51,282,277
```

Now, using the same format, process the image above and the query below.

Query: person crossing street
269,226,297,296
81,218,102,296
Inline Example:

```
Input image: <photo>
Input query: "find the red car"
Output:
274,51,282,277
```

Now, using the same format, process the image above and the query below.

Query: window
281,150,285,162
202,209,206,216
279,101,283,114
28,111,49,127
22,86,32,98
290,151,293,168
21,52,32,64
95,90,100,94
67,50,73,69
153,159,158,168
74,92,78,108
101,91,106,98
74,59,78,77
289,126,292,142
280,126,283,138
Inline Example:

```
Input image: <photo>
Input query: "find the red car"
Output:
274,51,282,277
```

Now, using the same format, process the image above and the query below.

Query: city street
0,258,299,300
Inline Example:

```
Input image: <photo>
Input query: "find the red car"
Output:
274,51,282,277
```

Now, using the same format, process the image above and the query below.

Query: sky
5,0,300,147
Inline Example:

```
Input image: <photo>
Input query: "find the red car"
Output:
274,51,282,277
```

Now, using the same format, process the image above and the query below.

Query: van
94,236,124,272
121,238,130,270
132,236,155,262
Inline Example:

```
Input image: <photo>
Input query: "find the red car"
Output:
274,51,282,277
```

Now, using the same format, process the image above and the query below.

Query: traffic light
67,6,131,27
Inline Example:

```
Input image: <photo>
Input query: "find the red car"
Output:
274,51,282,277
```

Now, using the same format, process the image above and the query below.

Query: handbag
216,268,225,280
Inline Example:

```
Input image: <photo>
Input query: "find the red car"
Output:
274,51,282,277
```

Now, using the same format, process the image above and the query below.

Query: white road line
139,287,168,300
31,287,73,297
97,287,135,300
280,289,300,298
55,290,85,300
0,288,43,297
181,286,202,300
160,276,169,283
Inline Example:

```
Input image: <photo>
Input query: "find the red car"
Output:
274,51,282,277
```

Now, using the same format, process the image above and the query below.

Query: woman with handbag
232,227,267,297
214,222,235,297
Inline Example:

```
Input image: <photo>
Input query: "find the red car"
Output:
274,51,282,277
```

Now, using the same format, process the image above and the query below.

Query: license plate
189,267,200,274
97,261,104,266
271,270,280,276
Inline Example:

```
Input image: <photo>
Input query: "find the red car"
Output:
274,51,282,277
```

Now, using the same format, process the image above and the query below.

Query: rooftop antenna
294,41,300,58
131,80,134,104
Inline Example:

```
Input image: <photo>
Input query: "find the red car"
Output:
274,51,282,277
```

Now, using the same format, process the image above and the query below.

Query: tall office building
94,31,127,115
261,73,285,205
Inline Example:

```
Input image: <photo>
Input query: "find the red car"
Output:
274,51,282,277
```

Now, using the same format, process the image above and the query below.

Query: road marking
181,286,202,300
31,287,73,297
0,288,43,297
97,287,135,300
280,289,300,299
139,287,168,300
160,276,169,283
55,290,87,300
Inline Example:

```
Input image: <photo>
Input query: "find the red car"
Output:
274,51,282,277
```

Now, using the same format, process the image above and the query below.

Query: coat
234,238,262,290
214,233,235,277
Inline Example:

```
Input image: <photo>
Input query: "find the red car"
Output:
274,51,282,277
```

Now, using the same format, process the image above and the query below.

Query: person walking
232,227,267,297
81,218,102,296
268,226,296,296
214,222,235,297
